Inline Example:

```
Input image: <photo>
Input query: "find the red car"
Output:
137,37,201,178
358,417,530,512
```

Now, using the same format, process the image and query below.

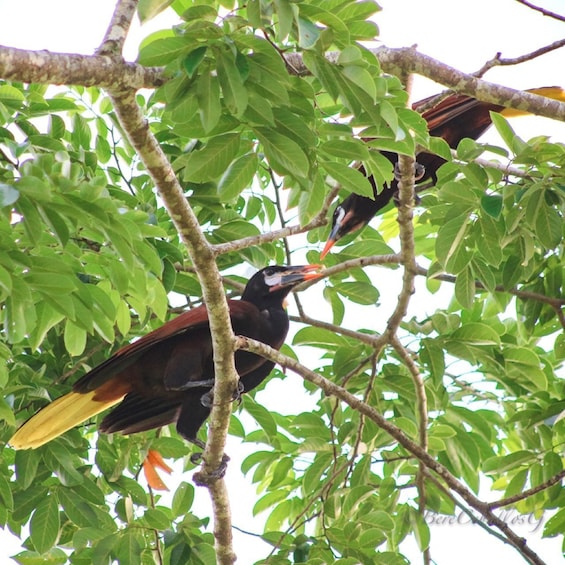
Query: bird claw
200,390,213,408
233,380,245,403
199,380,244,408
192,453,231,486
393,161,426,182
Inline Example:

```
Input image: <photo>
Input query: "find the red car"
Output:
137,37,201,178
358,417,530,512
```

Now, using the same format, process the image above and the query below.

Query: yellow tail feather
501,86,565,117
10,391,124,449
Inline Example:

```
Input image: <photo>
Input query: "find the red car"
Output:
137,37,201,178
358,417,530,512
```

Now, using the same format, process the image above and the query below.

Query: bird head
242,265,323,308
321,197,371,259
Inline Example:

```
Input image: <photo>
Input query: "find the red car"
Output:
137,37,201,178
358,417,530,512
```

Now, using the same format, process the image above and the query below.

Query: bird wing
73,300,258,393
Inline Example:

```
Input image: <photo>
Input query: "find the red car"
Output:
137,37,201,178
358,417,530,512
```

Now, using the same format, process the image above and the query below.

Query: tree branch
488,469,565,510
107,88,238,565
283,47,565,122
96,0,138,57
515,0,565,22
474,38,565,77
234,336,546,565
0,45,165,89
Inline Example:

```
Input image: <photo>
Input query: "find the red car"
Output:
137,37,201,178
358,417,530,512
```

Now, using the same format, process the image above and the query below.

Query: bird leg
393,161,426,206
394,160,426,182
188,437,231,484
199,380,244,408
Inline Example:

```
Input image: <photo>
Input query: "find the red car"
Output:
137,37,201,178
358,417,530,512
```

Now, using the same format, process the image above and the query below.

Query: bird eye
334,206,346,224
264,267,275,277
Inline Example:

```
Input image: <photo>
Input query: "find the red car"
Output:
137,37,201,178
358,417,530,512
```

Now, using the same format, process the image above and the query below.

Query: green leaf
182,46,207,78
196,70,222,133
15,449,42,491
181,133,240,183
450,323,501,346
320,139,370,161
138,0,174,23
64,319,87,356
481,194,503,218
253,490,289,517
172,482,195,518
298,17,320,49
142,507,171,530
334,281,379,305
0,263,13,297
0,182,20,207
217,152,257,201
321,160,374,198
435,215,472,273
243,395,277,438
534,201,562,249
298,171,325,225
274,0,294,40
543,507,565,538
454,265,475,309
58,488,98,528
490,112,526,154
293,326,348,348
138,36,188,66
255,127,310,179
115,530,143,564
30,496,60,555
483,450,534,473
0,471,14,512
216,48,248,116
0,84,25,103
420,339,445,383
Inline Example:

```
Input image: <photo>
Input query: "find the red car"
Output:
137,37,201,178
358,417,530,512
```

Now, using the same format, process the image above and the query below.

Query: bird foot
199,380,244,408
393,161,426,182
192,453,231,486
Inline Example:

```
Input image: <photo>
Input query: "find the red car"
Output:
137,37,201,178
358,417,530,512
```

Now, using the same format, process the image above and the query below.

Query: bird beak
320,236,337,260
321,209,364,259
269,264,323,291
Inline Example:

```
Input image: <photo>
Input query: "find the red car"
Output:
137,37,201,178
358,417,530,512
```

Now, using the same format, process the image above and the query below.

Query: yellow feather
501,86,565,117
10,391,124,449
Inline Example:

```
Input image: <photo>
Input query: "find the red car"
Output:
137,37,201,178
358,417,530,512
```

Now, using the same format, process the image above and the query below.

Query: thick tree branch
235,337,546,565
2,43,565,123
284,48,565,122
107,90,237,563
0,45,165,89
96,0,138,57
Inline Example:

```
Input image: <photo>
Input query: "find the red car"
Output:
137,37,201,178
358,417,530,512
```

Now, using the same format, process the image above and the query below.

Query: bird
321,86,565,258
10,265,323,470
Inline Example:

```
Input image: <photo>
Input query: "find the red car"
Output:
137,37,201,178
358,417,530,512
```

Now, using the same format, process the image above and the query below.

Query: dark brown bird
321,86,565,258
10,265,323,452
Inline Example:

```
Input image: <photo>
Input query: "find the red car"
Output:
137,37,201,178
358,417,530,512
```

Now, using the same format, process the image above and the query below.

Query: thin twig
488,469,565,510
235,337,546,565
515,0,565,22
474,38,565,77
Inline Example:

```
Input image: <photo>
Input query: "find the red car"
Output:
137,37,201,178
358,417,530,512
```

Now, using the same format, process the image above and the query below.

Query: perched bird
10,265,323,460
321,86,565,258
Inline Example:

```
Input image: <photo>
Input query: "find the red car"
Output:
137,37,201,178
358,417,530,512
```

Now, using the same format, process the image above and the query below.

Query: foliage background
1,1,565,564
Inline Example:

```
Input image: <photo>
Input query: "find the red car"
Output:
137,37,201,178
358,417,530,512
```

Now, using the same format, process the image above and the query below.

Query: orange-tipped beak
320,239,336,260
301,264,324,281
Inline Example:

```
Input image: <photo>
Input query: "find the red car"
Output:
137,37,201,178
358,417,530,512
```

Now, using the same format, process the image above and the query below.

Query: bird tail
501,86,565,117
10,390,124,449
